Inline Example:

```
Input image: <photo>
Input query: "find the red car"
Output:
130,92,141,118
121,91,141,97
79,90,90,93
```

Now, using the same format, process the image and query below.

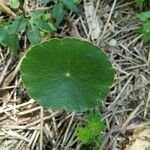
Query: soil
0,0,150,150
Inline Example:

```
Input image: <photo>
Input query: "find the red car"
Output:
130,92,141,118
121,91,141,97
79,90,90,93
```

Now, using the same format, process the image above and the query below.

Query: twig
62,112,75,145
100,121,150,149
0,1,16,17
0,99,35,114
108,75,133,109
2,52,26,88
17,106,41,116
122,101,144,127
0,57,11,85
100,0,118,40
40,107,44,150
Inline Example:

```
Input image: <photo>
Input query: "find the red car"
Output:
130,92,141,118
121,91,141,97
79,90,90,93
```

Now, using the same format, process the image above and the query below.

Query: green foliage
0,1,80,52
76,112,105,147
52,0,79,26
73,0,81,4
137,11,150,21
9,0,20,9
1,15,27,52
0,11,56,52
32,18,55,32
9,16,27,33
27,25,41,45
0,26,19,53
62,0,78,13
26,10,56,44
52,3,64,26
137,11,150,42
20,38,114,112
135,0,150,7
135,0,145,6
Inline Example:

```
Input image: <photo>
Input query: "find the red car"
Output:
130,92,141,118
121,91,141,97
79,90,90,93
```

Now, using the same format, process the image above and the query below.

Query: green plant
39,0,80,26
135,0,145,6
137,11,150,42
76,111,105,148
20,37,114,112
0,25,20,53
27,10,56,44
52,0,79,26
0,0,80,53
135,0,150,6
0,10,56,53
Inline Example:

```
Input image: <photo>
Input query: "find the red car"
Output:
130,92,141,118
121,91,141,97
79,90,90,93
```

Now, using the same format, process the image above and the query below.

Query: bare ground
0,0,150,150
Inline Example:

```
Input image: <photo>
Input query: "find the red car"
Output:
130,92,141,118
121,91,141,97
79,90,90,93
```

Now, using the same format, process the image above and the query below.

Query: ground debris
125,127,150,150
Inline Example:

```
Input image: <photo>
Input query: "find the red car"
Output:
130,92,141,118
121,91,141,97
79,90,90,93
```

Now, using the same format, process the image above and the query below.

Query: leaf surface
135,0,145,6
52,3,64,26
33,19,56,32
21,38,114,112
76,112,105,144
10,16,27,33
0,26,19,53
137,11,150,21
27,26,41,44
62,0,78,13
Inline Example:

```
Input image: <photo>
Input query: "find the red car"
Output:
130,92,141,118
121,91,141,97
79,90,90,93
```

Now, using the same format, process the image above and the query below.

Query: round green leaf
20,38,114,112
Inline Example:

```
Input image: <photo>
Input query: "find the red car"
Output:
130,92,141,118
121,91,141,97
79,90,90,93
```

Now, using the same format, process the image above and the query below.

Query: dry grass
0,0,150,149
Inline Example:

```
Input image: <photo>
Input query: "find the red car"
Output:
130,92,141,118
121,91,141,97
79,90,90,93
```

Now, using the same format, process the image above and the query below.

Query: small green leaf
48,23,57,32
141,21,150,42
32,10,45,19
33,19,56,32
87,112,105,135
135,0,145,6
9,0,20,9
20,38,114,112
137,26,144,33
27,26,41,44
137,11,150,22
143,21,150,32
3,33,20,53
143,32,150,42
62,0,78,13
0,26,19,53
52,3,64,26
42,13,51,20
76,112,105,144
0,26,8,42
76,127,92,144
9,16,27,33
73,0,81,4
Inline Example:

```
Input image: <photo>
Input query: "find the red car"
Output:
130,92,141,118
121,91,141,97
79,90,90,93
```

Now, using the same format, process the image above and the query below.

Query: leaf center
65,72,71,78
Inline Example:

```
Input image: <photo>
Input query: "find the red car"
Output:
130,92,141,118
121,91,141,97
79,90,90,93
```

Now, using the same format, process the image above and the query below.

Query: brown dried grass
0,0,149,149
